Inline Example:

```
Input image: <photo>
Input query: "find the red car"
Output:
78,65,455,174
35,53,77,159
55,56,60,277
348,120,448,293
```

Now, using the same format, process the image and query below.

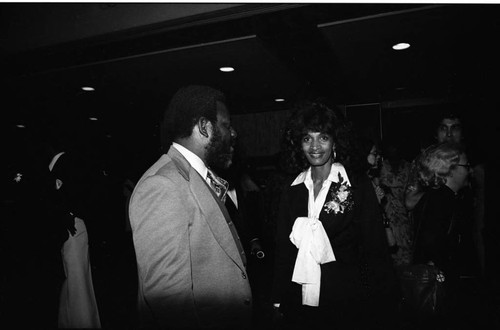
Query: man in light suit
129,85,252,329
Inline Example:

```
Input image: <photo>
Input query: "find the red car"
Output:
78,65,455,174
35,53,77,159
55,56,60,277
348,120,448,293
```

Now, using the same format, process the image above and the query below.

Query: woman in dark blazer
413,142,471,278
411,142,472,328
271,100,397,329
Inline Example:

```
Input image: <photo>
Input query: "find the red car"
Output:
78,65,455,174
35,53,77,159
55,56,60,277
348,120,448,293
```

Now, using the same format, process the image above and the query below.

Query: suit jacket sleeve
131,173,198,327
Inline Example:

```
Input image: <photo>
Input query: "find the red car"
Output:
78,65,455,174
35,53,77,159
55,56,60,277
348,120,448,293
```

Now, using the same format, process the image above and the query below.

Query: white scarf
289,163,350,306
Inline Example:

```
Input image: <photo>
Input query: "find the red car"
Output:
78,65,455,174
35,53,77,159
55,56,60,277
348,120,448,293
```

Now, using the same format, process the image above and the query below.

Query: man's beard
206,125,233,169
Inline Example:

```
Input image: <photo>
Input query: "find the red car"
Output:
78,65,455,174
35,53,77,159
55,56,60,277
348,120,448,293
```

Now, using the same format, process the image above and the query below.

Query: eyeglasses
456,163,471,170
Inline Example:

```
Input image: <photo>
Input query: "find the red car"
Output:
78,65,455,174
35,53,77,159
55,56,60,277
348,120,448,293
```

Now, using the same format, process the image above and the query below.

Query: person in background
349,136,400,257
215,150,264,260
379,142,413,267
411,142,472,328
365,140,401,255
129,85,252,329
215,153,266,328
404,112,464,211
405,111,483,276
40,123,102,329
271,100,397,330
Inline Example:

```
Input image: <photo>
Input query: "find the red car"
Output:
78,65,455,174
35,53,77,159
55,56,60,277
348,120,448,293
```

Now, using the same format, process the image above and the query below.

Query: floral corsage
323,173,354,214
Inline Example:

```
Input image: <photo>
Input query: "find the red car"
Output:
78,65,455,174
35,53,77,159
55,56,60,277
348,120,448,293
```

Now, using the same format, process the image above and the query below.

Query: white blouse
289,162,351,306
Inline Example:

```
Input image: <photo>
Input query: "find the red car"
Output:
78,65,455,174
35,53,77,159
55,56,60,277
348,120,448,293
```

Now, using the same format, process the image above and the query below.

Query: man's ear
197,117,212,138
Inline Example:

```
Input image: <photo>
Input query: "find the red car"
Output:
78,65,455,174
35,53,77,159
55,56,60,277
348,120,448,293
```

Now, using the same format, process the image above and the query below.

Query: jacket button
241,272,247,279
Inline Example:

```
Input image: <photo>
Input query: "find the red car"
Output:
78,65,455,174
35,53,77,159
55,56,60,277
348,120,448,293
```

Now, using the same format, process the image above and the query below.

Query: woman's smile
309,152,324,158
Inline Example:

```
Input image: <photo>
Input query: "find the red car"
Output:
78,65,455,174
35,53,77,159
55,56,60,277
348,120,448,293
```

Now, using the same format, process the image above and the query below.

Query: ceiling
1,3,499,159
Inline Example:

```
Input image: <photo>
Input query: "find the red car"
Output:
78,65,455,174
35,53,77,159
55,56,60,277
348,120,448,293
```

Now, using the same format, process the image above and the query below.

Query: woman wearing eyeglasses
411,141,472,326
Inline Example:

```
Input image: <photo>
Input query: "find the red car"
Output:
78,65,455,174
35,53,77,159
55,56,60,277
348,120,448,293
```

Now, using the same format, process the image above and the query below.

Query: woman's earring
333,150,337,161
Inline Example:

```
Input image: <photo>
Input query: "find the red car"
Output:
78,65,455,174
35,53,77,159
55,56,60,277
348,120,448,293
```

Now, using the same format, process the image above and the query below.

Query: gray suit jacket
129,146,252,329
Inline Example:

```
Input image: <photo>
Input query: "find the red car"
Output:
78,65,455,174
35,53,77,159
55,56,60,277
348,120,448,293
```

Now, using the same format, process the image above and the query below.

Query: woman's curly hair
416,142,464,189
279,100,354,174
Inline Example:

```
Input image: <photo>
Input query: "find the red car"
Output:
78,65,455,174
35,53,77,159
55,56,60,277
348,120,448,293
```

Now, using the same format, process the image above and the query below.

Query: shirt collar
291,162,344,186
172,142,208,180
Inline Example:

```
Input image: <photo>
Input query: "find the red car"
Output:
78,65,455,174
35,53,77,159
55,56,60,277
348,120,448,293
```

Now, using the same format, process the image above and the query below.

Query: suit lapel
168,147,246,270
191,170,247,269
322,168,358,232
290,181,352,233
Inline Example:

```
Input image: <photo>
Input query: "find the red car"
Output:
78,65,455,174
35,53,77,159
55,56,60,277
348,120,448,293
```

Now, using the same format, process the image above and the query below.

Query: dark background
1,3,498,180
1,3,498,328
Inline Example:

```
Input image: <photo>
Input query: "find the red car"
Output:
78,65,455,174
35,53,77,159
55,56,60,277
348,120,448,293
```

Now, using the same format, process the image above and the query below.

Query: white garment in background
58,217,101,328
49,152,101,328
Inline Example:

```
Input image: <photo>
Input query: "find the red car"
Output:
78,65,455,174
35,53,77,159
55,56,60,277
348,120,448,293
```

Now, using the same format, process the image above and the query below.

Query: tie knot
207,170,229,202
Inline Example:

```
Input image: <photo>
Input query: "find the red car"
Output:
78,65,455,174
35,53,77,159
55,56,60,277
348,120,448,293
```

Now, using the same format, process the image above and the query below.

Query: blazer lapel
290,181,352,233
321,168,358,232
191,171,247,269
168,148,246,270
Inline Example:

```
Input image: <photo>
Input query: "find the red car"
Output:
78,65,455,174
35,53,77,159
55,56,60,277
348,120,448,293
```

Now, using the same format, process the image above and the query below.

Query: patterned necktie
207,170,229,203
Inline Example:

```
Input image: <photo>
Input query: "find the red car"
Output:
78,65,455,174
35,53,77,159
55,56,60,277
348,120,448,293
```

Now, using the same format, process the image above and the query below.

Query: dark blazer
271,169,395,318
412,185,464,278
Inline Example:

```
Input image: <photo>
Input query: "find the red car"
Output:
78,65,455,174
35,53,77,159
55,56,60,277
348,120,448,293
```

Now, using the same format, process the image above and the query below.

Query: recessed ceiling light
82,86,95,91
219,67,234,72
275,98,285,102
89,117,98,121
392,42,410,50
16,124,25,128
